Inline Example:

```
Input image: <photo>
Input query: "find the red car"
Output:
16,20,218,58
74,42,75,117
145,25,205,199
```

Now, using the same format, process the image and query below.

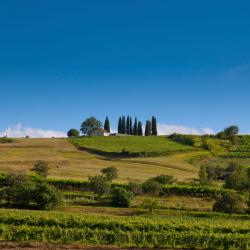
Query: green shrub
101,166,118,181
127,181,143,195
151,175,175,185
142,179,162,196
3,174,62,210
141,198,159,213
0,137,14,143
67,128,80,137
31,160,49,177
213,192,245,215
111,187,134,207
169,133,195,146
88,175,111,197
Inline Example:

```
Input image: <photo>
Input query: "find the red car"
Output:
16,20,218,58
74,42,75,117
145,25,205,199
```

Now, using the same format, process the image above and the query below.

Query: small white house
90,128,110,136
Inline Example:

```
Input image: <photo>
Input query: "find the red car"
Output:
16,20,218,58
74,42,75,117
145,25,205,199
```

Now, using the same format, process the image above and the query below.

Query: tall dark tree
151,116,158,136
104,116,111,133
138,121,143,136
145,120,152,136
129,117,133,135
118,117,122,134
126,116,130,134
121,116,126,134
133,117,138,135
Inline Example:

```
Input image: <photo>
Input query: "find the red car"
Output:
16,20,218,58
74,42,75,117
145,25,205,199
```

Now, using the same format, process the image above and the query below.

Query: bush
127,181,143,195
213,192,245,215
3,174,62,210
224,164,248,191
88,175,111,197
169,133,195,146
31,160,49,177
111,187,134,207
0,137,14,143
151,175,175,185
142,179,162,196
142,198,159,213
101,166,118,181
67,129,80,138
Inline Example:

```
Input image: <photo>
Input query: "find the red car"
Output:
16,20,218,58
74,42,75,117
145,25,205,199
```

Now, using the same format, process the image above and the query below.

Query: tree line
117,115,158,136
67,116,158,137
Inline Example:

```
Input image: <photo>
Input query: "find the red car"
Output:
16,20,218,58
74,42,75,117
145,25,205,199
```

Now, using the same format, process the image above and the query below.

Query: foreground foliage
0,209,249,249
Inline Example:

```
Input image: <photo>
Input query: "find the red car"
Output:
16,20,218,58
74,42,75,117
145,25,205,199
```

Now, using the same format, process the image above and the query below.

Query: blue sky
0,1,250,136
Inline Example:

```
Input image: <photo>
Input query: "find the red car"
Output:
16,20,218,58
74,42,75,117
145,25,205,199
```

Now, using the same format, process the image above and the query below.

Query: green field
70,136,194,156
0,208,249,249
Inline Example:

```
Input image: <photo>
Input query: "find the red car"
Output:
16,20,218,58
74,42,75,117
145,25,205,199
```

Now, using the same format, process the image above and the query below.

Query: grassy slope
70,136,194,155
0,138,201,181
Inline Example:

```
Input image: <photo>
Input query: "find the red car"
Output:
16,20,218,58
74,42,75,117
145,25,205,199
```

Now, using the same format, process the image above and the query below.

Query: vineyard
0,209,249,249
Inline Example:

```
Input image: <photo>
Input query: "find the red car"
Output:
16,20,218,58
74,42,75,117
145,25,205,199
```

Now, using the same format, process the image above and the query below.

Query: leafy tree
67,128,80,138
101,166,118,181
152,175,175,185
144,120,152,136
142,179,162,196
111,187,134,207
4,174,61,210
199,165,209,185
142,198,159,213
32,176,62,210
88,175,110,197
31,160,49,177
151,116,158,136
213,192,245,215
138,121,143,136
224,164,248,191
133,117,138,135
80,117,102,136
217,125,239,140
224,125,239,138
104,116,111,133
129,117,133,135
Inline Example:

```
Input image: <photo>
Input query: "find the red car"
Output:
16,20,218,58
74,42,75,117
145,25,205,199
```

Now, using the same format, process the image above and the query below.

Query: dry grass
0,138,199,182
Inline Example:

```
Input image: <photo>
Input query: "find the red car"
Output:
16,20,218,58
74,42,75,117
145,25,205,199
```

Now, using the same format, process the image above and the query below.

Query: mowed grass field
70,136,194,155
0,138,200,182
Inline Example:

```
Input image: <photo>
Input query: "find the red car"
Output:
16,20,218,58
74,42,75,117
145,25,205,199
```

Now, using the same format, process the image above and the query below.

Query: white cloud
0,124,66,138
157,123,215,135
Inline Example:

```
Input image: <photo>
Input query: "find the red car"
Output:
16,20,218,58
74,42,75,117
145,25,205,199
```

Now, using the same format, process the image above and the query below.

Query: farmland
0,209,249,249
0,138,199,181
1,135,250,249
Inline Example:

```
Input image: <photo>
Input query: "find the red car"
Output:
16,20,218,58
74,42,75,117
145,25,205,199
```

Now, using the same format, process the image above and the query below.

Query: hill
0,137,201,182
70,136,195,156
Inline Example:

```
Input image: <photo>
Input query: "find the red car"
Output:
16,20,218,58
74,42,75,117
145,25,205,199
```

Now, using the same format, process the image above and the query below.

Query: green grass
70,136,194,156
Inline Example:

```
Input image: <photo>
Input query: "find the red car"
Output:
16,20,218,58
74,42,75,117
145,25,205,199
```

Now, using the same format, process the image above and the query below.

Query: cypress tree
152,116,158,136
129,117,133,135
121,116,126,134
138,121,143,136
145,120,152,136
104,116,111,133
118,117,122,134
126,116,130,134
133,117,138,135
